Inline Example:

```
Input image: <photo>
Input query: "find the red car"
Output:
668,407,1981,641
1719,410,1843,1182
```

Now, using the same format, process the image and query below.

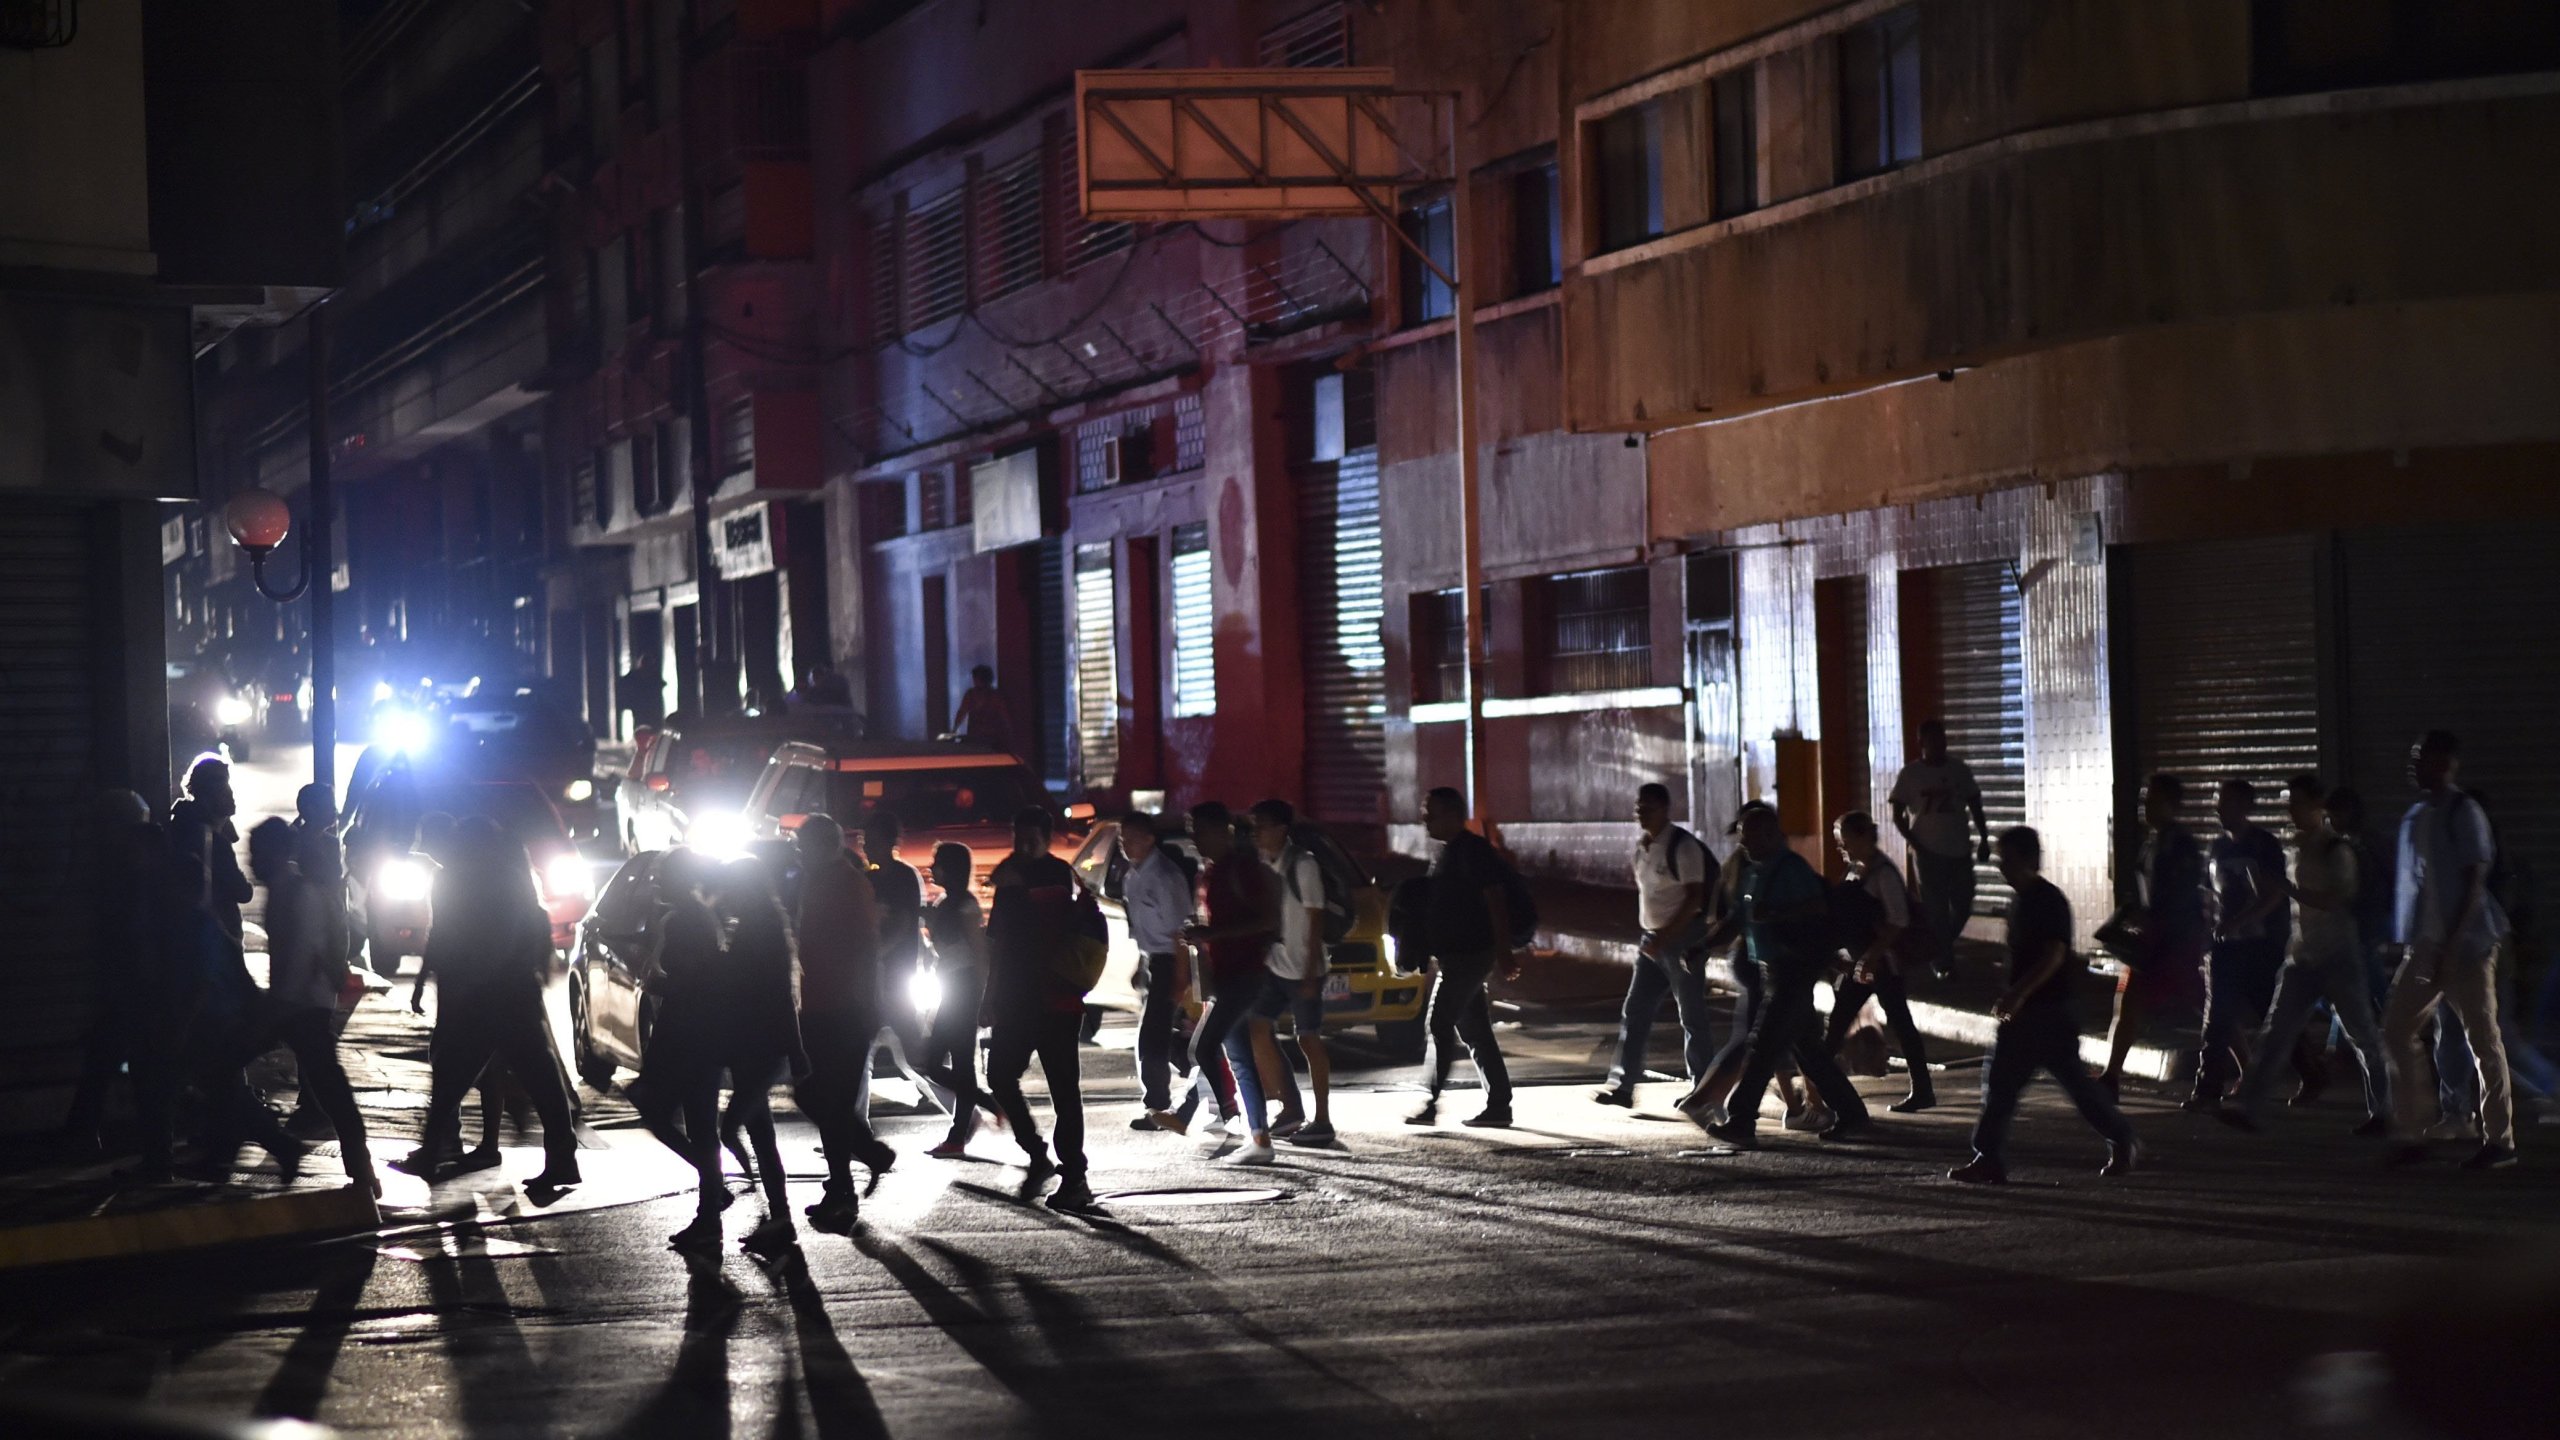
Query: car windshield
439,701,585,770
361,769,567,852
663,735,774,787
825,766,1038,832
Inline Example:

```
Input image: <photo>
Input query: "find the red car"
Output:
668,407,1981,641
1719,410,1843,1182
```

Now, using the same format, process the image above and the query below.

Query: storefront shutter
1298,447,1386,825
2340,521,2560,893
2121,534,2321,836
1935,561,2026,913
1073,542,1118,791
1031,536,1071,787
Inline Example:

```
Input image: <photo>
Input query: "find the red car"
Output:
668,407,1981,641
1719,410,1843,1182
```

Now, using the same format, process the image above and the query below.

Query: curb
1536,928,2181,1084
0,1183,381,1273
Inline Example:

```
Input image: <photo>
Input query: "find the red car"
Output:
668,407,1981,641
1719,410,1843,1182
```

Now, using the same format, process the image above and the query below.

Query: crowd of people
60,719,2544,1254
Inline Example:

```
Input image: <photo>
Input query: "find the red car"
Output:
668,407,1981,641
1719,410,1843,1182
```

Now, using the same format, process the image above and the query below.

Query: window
574,453,604,531
1711,66,1759,219
918,467,949,531
904,190,968,331
1074,543,1118,788
1053,125,1134,271
1840,4,1922,180
1399,195,1455,326
865,212,900,346
978,153,1045,302
1511,162,1561,295
1173,390,1206,471
859,479,907,543
1169,523,1216,718
718,395,754,477
1259,4,1351,68
1542,566,1652,693
1594,101,1664,252
631,428,663,516
1411,589,1465,706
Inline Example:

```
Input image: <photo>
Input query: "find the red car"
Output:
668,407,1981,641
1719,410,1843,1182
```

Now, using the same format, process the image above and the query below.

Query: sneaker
1785,1105,1835,1134
1223,1141,1276,1166
861,1142,898,1176
803,1183,847,1218
1147,1109,1190,1137
1818,1116,1870,1143
2350,1114,2390,1138
1592,1086,1635,1108
2461,1143,2519,1171
1022,1153,1056,1182
1947,1156,2007,1185
1703,1119,1759,1151
1270,1112,1307,1140
807,1193,858,1234
1285,1120,1336,1146
1889,1092,1937,1114
1461,1108,1512,1130
1129,1114,1165,1132
669,1214,724,1251
1046,1176,1097,1211
527,1164,582,1192
2216,1108,2261,1135
926,1137,970,1160
454,1148,504,1175
1403,1100,1439,1127
741,1217,798,1257
2178,1094,2220,1115
2425,1115,2482,1142
2101,1139,2141,1177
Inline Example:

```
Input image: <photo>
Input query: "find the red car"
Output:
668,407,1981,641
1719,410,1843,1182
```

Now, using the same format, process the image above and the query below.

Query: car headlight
543,853,593,899
1382,933,1399,972
374,709,433,754
375,856,432,903
214,696,253,727
687,810,750,860
908,966,943,1018
563,778,595,803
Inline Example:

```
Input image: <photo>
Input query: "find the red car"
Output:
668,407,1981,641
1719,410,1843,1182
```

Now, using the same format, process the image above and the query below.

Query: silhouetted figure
2190,778,2290,1110
170,755,254,945
984,806,1093,1209
242,819,375,1196
1827,809,1936,1112
2100,773,2209,1094
1888,718,1990,969
1702,803,1873,1149
952,664,1012,748
2383,731,2518,1170
1184,801,1280,1162
916,841,1000,1156
642,848,733,1251
790,815,894,1233
711,857,806,1257
1403,786,1518,1130
1598,782,1717,1108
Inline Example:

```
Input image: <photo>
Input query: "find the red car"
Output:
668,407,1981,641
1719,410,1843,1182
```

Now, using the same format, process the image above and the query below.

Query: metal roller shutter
0,506,104,1124
2341,521,2560,892
1935,562,2025,913
1030,536,1071,787
1298,447,1386,824
1073,542,1118,791
2123,535,2321,835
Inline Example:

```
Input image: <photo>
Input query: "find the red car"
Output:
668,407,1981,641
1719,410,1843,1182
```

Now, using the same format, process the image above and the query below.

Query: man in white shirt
1251,799,1334,1145
1597,782,1718,1107
1118,816,1202,1133
2382,731,2517,1169
1888,718,1990,967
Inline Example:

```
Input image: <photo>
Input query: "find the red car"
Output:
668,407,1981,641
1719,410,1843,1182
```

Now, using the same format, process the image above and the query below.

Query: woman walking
636,847,732,1251
918,842,1000,1158
711,857,807,1256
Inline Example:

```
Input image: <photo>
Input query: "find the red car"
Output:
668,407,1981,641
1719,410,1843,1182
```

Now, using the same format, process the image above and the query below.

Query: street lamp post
222,482,335,797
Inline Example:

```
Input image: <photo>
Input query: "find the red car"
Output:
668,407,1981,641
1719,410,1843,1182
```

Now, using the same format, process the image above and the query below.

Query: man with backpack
1405,786,1519,1129
2381,731,2518,1171
984,805,1100,1209
1597,782,1718,1107
1702,802,1873,1149
1251,800,1337,1144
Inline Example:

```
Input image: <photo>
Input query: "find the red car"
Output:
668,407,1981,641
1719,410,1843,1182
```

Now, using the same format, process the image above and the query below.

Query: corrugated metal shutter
1936,561,2025,913
2341,521,2560,892
2124,535,2321,835
1073,542,1117,791
1299,447,1386,823
0,507,103,1125
1031,536,1071,787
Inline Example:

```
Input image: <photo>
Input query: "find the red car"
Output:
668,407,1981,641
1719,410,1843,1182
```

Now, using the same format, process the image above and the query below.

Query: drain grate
1093,1187,1286,1208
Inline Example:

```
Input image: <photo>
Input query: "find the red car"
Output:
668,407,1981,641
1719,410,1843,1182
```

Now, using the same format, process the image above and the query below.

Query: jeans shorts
1250,972,1325,1035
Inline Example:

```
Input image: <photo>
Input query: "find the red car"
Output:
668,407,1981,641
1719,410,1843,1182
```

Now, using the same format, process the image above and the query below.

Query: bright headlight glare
564,778,595,803
375,710,433,754
214,696,253,727
688,811,749,859
543,853,593,898
375,856,432,903
371,680,394,704
908,967,944,1017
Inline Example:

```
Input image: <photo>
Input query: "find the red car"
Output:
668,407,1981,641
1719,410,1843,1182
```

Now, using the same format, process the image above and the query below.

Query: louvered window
866,212,900,345
1542,566,1651,694
1169,523,1216,718
917,467,948,532
718,395,754,476
904,189,968,331
978,153,1046,302
1173,391,1206,471
1075,543,1118,789
1259,4,1351,67
575,453,604,530
1053,127,1134,272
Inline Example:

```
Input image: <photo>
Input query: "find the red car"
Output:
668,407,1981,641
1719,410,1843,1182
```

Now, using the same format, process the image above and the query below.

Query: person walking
1888,719,1990,970
169,755,254,946
637,848,735,1251
917,841,1001,1157
2221,774,2391,1136
1949,827,2139,1183
863,810,940,1111
243,819,375,1196
1403,787,1518,1129
1181,802,1281,1163
1826,810,1937,1112
710,857,806,1255
403,818,580,1192
983,807,1097,1209
1702,804,1873,1149
1118,815,1202,1134
2381,731,2518,1170
789,815,895,1232
1597,783,1718,1108
1249,800,1336,1145
2189,779,2291,1111
2099,773,2210,1095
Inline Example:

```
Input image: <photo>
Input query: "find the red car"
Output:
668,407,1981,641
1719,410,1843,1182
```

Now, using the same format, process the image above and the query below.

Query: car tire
1374,1018,1427,1062
570,978,616,1090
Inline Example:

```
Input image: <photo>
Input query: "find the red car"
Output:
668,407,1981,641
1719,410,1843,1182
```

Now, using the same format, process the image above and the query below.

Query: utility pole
1447,96,1492,839
307,302,338,796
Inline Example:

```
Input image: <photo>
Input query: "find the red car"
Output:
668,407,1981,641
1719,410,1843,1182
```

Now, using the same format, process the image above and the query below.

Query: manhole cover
1093,1187,1286,1207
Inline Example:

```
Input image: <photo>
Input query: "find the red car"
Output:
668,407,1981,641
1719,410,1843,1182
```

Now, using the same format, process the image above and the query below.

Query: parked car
341,752,601,967
617,711,866,855
733,739,1086,900
165,659,261,766
1067,818,1425,1053
567,849,667,1087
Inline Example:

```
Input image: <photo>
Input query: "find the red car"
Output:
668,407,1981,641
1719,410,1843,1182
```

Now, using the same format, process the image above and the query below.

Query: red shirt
1201,856,1272,984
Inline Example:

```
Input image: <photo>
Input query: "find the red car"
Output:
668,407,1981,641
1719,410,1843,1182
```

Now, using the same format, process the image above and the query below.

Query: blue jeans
2234,946,2388,1123
1971,1002,2133,1166
1192,970,1266,1128
2195,939,2284,1102
1606,946,1714,1089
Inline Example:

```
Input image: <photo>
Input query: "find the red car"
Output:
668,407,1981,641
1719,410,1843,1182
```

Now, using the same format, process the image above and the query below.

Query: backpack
1282,823,1358,944
1050,882,1110,995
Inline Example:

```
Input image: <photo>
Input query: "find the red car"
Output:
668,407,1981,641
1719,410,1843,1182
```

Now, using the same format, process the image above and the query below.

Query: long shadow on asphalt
250,1243,376,1421
616,1256,743,1439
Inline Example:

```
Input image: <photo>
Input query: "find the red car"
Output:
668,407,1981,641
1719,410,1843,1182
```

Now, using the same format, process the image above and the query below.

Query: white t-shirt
2291,833,2360,961
1889,758,1982,858
1634,826,1710,932
1859,860,1912,932
1266,848,1326,980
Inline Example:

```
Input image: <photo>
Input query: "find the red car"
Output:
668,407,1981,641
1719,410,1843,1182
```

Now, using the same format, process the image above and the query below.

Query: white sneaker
2424,1114,2482,1142
1222,1141,1275,1167
1786,1104,1836,1133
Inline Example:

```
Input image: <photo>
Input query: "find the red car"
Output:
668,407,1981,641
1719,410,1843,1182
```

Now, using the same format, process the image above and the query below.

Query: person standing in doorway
2099,773,2210,1095
1118,815,1201,1134
1702,804,1873,1149
1597,783,1718,1108
1403,787,1517,1130
1950,827,2139,1183
790,816,894,1233
1251,800,1335,1145
2382,731,2519,1170
983,807,1096,1208
953,665,1013,749
1888,719,1990,972
1827,810,1936,1112
2190,779,2292,1111
2221,774,2391,1136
